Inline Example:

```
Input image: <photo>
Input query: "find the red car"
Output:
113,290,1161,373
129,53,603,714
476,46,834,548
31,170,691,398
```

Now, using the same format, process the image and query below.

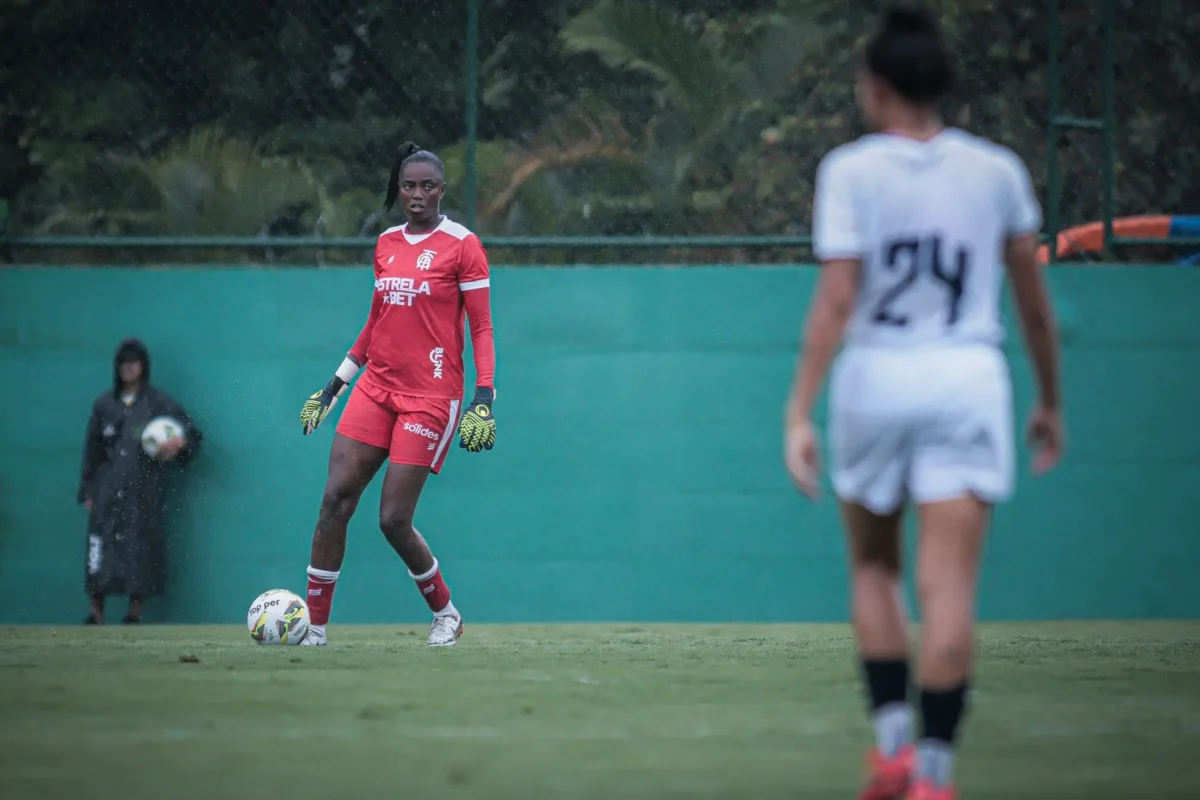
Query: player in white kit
783,6,1064,800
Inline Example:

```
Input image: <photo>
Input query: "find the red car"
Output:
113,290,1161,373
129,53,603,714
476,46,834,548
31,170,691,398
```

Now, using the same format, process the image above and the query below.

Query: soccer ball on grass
247,589,310,645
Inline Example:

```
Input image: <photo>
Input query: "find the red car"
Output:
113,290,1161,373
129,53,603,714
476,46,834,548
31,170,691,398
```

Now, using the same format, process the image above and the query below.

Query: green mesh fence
3,0,1198,264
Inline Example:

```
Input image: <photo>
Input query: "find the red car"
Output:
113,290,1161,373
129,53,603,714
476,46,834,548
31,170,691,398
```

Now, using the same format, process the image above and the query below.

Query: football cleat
905,779,957,800
861,745,914,800
427,614,463,647
300,625,327,646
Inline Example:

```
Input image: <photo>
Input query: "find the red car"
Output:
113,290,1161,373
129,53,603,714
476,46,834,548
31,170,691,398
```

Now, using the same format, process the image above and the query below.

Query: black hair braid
384,141,423,211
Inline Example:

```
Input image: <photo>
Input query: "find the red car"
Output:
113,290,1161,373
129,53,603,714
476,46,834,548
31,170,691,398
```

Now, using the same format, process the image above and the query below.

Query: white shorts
828,344,1015,514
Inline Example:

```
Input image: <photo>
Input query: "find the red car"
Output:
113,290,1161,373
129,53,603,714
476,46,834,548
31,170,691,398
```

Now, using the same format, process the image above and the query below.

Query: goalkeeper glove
458,387,496,452
300,377,347,435
298,379,343,434
301,358,361,435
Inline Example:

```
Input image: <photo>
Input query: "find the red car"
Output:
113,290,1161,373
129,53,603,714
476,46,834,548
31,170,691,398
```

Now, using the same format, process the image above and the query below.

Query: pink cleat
906,779,957,800
860,745,914,800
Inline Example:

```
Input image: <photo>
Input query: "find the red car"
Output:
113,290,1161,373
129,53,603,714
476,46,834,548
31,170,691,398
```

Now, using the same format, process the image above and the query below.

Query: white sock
872,702,914,757
306,566,339,582
916,739,954,786
434,600,459,619
408,557,439,582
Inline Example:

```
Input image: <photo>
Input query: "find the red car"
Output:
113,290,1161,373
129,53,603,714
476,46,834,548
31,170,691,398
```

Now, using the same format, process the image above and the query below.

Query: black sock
862,658,910,711
863,659,912,756
916,683,968,786
919,683,968,744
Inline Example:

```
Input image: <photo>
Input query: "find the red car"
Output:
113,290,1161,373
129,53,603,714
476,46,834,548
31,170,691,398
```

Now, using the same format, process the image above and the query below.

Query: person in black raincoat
77,337,203,624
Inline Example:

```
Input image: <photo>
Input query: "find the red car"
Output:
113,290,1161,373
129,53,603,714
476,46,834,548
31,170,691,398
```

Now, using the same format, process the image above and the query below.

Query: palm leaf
560,0,736,129
35,127,331,238
504,3,826,236
128,128,328,236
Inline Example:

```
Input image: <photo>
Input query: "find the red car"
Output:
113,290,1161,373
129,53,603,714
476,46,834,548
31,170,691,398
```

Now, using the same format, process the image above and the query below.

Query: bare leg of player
909,495,990,800
378,462,462,647
842,502,916,800
301,434,389,646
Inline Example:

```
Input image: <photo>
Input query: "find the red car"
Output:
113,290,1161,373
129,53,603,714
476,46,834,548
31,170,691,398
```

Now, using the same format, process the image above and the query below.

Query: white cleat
427,614,463,647
300,624,327,646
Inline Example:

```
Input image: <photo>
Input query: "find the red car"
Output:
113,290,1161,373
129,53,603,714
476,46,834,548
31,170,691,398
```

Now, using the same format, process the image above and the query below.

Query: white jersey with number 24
813,128,1042,350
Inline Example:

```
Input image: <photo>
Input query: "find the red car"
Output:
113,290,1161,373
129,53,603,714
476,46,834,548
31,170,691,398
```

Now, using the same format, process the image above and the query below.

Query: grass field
2,622,1198,799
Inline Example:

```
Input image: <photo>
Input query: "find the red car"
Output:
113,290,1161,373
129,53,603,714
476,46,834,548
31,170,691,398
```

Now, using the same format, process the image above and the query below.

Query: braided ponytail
383,141,423,211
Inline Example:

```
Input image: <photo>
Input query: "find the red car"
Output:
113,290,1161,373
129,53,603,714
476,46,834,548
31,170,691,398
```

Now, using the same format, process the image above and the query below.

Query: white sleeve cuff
813,246,864,261
335,357,361,383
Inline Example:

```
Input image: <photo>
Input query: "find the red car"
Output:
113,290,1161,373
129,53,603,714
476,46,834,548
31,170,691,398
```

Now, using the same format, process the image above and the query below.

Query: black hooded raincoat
76,338,203,597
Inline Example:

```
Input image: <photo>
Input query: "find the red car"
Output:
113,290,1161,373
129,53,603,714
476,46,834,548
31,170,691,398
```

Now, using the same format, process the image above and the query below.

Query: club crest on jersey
416,249,437,270
376,276,431,307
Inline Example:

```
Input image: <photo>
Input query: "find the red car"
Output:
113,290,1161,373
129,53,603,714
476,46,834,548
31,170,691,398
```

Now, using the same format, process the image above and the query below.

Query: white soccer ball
141,415,184,458
247,589,311,646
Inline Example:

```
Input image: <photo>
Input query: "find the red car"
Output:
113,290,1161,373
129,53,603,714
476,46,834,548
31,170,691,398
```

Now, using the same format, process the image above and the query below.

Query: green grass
1,622,1198,799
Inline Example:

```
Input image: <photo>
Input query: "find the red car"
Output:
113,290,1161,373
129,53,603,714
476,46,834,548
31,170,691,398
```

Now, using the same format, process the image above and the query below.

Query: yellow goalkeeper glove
457,387,496,452
300,377,347,435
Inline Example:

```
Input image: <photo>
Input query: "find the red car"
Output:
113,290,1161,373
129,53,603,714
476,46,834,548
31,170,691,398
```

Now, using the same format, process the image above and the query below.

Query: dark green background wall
1,265,1196,625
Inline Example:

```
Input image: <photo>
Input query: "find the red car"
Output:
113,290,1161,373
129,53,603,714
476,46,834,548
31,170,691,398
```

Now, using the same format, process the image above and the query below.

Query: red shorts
336,381,462,473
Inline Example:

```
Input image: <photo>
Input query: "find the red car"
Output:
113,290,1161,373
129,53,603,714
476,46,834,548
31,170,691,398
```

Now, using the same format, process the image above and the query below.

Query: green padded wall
1,265,1196,624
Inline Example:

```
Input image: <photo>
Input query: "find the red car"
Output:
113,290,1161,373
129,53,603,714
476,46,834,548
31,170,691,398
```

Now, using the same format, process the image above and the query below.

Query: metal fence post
1100,0,1116,254
464,0,480,231
1045,0,1062,263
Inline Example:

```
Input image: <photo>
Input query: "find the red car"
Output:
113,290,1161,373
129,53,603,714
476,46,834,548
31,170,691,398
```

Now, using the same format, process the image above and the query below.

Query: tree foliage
3,0,1198,262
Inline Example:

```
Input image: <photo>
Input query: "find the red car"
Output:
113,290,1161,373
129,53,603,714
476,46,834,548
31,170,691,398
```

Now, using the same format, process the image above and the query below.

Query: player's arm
1002,154,1064,472
1005,234,1059,410
345,283,382,372
784,151,862,495
786,259,860,426
299,265,381,436
1002,158,1060,412
786,152,862,429
456,235,497,453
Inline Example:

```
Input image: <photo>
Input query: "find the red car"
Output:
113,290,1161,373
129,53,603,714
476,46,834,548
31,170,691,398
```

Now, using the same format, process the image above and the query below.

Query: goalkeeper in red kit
296,141,497,647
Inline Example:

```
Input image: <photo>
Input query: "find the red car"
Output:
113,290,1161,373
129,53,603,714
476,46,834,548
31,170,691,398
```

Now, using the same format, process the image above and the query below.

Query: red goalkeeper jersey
348,217,495,400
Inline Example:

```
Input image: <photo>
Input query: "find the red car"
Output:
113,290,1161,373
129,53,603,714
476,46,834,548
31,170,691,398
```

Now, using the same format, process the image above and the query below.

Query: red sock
306,566,339,625
410,558,452,613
